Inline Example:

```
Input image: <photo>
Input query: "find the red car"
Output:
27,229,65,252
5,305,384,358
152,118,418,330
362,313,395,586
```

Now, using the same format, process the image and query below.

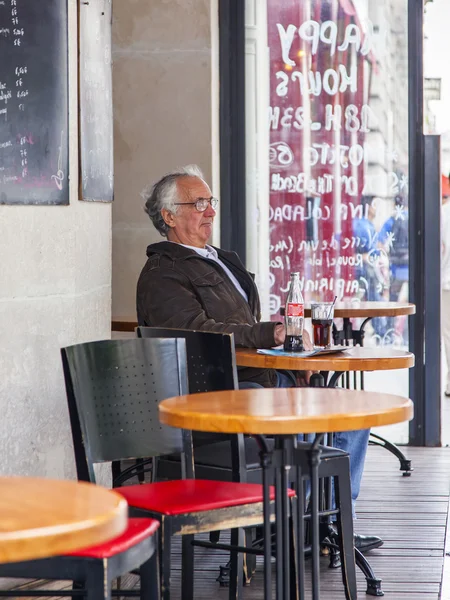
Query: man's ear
161,208,175,228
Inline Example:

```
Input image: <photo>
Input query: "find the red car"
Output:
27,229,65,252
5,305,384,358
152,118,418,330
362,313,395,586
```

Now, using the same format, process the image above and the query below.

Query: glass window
266,0,409,350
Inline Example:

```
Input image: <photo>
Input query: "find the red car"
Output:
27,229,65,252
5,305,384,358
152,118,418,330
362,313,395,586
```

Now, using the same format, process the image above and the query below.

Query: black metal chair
136,327,359,599
136,327,256,583
111,328,238,487
0,518,160,599
60,337,296,600
136,327,237,444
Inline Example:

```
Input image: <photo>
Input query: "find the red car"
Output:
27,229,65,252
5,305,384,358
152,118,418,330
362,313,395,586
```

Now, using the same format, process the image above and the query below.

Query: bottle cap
290,272,300,277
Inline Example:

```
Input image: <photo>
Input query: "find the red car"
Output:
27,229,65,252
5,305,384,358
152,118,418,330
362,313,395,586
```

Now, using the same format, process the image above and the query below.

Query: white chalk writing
0,89,12,103
276,64,356,97
51,131,65,190
3,175,18,183
269,141,294,168
269,201,375,223
277,20,373,63
271,172,358,196
269,104,375,132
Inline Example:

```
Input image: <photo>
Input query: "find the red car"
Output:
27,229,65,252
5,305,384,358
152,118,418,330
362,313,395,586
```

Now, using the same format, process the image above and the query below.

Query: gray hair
141,164,204,237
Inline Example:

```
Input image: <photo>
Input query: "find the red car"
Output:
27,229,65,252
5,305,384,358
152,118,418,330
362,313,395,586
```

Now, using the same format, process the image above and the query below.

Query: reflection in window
267,0,409,347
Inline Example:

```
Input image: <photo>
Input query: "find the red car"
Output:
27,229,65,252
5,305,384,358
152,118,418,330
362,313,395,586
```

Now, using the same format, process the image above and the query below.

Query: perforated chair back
136,327,239,393
136,327,239,448
61,337,189,482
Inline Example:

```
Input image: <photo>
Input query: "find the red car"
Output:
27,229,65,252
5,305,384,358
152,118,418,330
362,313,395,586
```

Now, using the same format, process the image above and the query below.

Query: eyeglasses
174,197,219,212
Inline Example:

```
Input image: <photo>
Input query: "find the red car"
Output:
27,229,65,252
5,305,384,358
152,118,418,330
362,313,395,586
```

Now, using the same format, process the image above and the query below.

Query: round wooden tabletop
0,477,128,564
235,347,414,372
304,301,416,319
159,387,414,435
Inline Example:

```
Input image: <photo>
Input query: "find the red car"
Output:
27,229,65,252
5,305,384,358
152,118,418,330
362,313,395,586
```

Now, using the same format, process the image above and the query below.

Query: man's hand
303,329,313,350
300,330,315,384
274,325,313,349
273,325,316,385
274,323,285,346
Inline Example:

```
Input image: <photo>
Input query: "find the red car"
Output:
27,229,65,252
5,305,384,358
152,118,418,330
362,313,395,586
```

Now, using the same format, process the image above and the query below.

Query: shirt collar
181,243,218,260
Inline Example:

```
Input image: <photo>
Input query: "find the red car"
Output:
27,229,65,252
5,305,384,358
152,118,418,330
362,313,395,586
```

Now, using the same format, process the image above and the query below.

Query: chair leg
85,563,112,600
334,469,357,600
296,475,306,600
289,506,299,600
228,528,244,600
160,523,172,600
244,528,257,584
72,581,86,600
140,544,161,600
111,460,121,487
136,458,146,483
181,534,195,600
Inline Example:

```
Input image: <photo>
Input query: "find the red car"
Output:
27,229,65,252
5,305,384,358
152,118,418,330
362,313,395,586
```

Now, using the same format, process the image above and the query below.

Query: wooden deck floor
4,445,450,599
168,445,450,600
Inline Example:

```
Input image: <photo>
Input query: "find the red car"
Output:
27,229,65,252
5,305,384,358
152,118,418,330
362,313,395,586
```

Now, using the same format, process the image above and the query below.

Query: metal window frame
218,0,247,261
408,0,425,445
407,0,441,446
423,135,442,446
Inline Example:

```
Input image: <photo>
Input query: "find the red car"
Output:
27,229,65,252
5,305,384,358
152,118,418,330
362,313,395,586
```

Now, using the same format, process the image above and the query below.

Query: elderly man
136,164,382,553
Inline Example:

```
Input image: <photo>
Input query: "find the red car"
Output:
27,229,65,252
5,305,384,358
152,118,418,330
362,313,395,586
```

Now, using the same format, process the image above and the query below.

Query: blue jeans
239,371,370,517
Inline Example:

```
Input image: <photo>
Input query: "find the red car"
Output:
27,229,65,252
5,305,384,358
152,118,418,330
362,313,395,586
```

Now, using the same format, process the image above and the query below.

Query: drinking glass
311,302,335,348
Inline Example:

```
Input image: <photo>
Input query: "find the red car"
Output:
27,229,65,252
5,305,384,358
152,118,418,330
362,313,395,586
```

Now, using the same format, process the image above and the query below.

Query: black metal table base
368,433,413,476
313,370,385,596
215,532,383,597
254,434,327,600
321,532,383,596
333,317,413,476
256,435,293,600
211,431,367,599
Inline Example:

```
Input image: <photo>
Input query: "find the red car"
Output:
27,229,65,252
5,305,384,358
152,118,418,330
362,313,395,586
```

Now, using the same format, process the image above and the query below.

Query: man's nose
204,202,216,216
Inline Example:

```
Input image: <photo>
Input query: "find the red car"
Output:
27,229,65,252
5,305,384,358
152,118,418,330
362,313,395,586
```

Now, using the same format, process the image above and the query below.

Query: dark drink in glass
312,318,332,347
284,334,304,352
310,302,335,348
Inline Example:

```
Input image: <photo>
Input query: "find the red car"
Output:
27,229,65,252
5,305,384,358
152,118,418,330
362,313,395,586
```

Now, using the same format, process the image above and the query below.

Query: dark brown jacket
136,241,279,387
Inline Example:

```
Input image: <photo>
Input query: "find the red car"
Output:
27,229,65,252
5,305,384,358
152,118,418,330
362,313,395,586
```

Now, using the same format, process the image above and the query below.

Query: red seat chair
61,337,296,600
0,518,160,600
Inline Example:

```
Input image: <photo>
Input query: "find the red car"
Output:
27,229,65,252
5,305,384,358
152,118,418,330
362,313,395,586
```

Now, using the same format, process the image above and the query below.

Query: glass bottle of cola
283,272,304,352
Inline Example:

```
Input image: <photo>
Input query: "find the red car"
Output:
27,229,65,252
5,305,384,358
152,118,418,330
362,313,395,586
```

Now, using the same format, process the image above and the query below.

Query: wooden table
304,300,416,319
236,346,415,476
0,477,128,563
314,303,415,473
235,346,414,374
160,388,413,600
322,301,416,347
282,301,416,345
159,387,413,435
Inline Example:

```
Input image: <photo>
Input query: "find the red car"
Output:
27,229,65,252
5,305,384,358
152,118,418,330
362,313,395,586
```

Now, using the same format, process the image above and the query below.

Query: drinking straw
327,296,338,320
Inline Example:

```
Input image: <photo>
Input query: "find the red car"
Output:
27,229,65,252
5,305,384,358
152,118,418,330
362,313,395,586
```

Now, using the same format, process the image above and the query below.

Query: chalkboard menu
0,0,69,205
79,0,113,202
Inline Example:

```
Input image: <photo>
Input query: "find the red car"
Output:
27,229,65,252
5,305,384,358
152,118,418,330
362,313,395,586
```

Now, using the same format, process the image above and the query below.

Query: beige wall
0,0,112,478
112,0,215,318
